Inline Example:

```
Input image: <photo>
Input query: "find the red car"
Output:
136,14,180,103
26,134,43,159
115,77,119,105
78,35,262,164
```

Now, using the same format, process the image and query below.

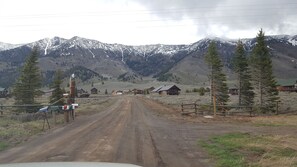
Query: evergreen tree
205,41,229,105
13,47,42,112
250,29,279,112
105,89,108,95
233,40,254,106
49,70,64,105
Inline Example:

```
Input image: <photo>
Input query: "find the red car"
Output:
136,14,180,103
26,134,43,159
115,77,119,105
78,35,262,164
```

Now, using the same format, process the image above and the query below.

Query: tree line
205,29,279,113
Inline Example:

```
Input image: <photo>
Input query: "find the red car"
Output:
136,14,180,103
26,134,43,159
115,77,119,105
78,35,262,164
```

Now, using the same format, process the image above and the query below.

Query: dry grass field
147,91,297,114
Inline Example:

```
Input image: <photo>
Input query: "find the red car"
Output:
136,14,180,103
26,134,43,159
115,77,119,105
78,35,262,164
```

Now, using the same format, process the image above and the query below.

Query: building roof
159,85,180,91
152,85,164,92
153,85,180,92
91,87,98,91
0,87,7,91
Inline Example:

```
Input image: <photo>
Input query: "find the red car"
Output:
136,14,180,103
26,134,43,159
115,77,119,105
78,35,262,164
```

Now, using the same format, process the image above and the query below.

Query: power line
1,12,296,29
1,3,297,19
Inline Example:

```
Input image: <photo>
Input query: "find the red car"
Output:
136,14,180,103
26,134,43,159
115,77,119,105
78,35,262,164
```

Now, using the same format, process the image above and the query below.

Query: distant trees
185,87,207,96
232,40,254,106
250,29,279,112
49,70,64,105
205,41,229,105
13,47,42,112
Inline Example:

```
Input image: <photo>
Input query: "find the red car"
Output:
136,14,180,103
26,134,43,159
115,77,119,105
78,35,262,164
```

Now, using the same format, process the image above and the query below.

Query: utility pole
64,74,76,123
69,74,76,120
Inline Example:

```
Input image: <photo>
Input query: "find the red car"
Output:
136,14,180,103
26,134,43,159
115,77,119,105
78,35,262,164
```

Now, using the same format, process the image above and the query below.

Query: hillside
0,35,296,87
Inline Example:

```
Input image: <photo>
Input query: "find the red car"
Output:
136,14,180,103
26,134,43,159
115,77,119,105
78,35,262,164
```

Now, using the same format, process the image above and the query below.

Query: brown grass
251,115,297,127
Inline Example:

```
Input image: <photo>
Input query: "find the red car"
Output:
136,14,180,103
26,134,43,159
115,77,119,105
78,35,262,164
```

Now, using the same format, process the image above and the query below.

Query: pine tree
250,29,279,112
49,70,64,105
233,40,254,106
205,41,229,106
13,47,42,112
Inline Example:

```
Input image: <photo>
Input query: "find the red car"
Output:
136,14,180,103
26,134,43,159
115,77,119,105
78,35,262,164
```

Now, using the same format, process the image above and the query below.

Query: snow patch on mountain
120,47,124,62
288,38,297,46
44,38,51,55
88,49,96,58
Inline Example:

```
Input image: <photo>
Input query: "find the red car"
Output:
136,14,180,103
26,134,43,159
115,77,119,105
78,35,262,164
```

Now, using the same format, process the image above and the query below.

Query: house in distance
276,80,297,93
90,87,98,94
0,87,8,98
152,85,181,95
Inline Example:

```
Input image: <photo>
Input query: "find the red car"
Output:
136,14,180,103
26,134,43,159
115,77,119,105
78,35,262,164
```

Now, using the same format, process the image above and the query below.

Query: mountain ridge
0,35,296,87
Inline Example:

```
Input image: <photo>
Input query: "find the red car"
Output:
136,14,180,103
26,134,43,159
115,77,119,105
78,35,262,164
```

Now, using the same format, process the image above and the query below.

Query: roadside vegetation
0,115,47,151
251,115,297,127
200,133,297,167
0,95,114,152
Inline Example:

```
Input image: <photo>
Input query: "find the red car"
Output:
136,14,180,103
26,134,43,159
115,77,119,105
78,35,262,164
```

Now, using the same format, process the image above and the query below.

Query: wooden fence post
53,110,56,126
0,105,3,115
194,103,197,115
42,112,50,131
213,95,217,116
181,103,184,113
276,101,279,115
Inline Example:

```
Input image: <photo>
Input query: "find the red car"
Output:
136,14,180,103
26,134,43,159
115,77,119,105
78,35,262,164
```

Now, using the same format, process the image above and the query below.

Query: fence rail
181,102,255,116
181,103,199,115
180,101,288,116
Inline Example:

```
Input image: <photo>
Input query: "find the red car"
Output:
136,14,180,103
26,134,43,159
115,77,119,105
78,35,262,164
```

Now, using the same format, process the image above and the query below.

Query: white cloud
0,0,296,45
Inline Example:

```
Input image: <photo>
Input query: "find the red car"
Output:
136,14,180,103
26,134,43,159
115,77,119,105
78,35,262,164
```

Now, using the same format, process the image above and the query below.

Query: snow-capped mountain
0,35,296,87
0,42,22,51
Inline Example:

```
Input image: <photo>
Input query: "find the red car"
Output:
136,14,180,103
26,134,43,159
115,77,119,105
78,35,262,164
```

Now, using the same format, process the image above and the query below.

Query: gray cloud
131,0,297,38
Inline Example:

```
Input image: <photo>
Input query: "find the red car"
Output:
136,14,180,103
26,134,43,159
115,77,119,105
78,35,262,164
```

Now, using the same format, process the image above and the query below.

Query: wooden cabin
153,85,181,95
277,85,297,92
90,87,98,94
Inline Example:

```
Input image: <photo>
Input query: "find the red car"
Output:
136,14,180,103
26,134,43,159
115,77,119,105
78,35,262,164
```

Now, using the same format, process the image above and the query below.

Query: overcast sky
0,0,296,45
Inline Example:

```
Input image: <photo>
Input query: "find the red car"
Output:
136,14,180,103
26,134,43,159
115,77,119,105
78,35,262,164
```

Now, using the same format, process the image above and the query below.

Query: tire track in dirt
132,98,166,167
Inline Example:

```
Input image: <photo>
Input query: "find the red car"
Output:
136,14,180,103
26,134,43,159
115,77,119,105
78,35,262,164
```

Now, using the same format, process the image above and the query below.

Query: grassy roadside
0,117,45,151
199,133,297,167
0,97,115,152
75,97,115,115
250,115,297,127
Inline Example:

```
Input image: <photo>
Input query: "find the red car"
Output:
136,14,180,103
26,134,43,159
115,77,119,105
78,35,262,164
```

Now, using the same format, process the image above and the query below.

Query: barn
90,87,98,94
153,85,181,95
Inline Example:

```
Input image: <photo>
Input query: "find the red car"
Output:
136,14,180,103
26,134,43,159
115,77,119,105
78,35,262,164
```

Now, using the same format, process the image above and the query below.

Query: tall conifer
49,70,64,105
233,40,254,106
205,41,229,105
13,47,42,112
250,29,279,112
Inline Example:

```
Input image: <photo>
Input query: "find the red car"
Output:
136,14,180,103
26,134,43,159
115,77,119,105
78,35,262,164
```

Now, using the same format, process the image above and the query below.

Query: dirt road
0,96,289,167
